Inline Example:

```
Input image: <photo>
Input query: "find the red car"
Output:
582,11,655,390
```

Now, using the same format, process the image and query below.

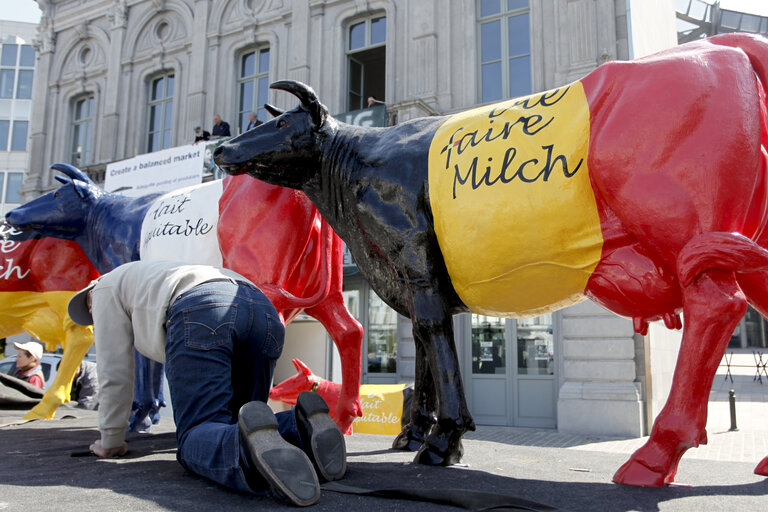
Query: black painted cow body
215,82,472,465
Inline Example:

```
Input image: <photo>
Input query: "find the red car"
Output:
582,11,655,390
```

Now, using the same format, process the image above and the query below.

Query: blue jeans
164,280,301,494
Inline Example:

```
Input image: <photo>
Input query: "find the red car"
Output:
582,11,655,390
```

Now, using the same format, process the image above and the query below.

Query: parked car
0,353,65,389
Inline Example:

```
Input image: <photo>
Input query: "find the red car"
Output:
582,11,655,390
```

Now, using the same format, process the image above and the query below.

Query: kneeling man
67,260,345,506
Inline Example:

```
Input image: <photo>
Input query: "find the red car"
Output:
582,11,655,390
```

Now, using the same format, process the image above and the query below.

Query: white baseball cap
14,341,43,361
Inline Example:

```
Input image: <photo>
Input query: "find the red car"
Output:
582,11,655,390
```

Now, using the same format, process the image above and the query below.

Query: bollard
729,389,739,432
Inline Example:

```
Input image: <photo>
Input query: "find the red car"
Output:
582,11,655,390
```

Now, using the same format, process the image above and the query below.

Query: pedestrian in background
211,114,231,139
13,341,44,389
58,359,99,410
193,126,210,143
246,112,262,131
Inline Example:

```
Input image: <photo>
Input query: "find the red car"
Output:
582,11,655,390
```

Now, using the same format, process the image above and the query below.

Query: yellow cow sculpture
0,224,99,419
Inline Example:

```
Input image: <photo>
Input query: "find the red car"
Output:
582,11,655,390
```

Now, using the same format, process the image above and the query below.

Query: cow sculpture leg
305,292,364,434
24,325,93,420
614,270,746,486
732,270,768,477
392,338,437,451
408,293,475,466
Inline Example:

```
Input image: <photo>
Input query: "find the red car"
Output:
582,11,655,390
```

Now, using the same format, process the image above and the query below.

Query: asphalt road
1,406,766,512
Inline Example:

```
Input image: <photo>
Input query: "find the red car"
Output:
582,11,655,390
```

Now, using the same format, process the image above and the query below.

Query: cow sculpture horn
270,80,328,128
50,163,94,185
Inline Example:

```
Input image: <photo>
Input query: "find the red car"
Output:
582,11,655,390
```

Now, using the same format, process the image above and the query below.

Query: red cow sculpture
0,223,100,418
214,33,768,485
218,174,363,432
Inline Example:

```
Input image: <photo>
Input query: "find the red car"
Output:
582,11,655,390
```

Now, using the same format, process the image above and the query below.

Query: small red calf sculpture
269,359,344,427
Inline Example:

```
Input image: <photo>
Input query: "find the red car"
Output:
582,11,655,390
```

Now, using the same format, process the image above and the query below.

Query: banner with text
105,144,205,197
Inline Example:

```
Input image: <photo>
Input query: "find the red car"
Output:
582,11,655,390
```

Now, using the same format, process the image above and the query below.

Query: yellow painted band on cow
427,82,604,317
0,290,94,419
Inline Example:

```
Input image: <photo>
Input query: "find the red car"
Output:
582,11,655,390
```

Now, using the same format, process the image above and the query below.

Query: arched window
147,72,174,152
71,96,94,166
478,0,531,102
237,47,270,134
346,15,386,111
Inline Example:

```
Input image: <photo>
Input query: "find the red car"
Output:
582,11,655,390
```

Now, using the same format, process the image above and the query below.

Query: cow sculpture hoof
392,423,430,452
755,456,768,476
612,458,671,487
413,422,467,466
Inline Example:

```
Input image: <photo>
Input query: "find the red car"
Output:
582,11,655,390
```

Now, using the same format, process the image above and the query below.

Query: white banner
139,180,223,266
105,144,205,197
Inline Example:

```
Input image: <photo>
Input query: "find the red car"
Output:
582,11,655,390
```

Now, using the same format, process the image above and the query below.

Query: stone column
100,0,128,163
23,13,56,199
287,0,310,84
186,0,209,133
556,301,645,437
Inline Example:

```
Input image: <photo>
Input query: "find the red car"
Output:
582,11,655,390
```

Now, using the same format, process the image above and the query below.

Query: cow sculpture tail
678,232,768,287
259,218,334,313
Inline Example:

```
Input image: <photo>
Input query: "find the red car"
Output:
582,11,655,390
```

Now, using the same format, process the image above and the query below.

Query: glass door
343,278,398,384
513,315,557,427
468,314,511,425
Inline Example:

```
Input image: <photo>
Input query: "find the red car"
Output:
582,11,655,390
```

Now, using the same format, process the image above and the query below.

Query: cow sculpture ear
293,358,313,377
72,179,93,200
308,100,328,130
264,103,284,118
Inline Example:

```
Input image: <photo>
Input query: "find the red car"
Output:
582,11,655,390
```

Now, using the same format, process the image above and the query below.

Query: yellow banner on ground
352,384,406,435
427,82,604,317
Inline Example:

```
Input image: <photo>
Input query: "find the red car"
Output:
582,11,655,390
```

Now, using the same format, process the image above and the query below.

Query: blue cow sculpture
7,163,166,431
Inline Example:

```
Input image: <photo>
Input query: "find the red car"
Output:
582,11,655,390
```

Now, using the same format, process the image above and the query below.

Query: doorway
464,313,557,427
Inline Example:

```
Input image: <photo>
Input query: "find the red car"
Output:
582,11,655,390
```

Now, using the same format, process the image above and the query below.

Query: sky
0,0,42,23
0,0,767,25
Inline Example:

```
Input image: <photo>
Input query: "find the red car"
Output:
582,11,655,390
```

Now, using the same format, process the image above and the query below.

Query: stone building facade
22,0,681,436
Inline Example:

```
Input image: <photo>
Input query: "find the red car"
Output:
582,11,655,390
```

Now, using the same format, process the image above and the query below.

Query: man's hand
90,439,128,458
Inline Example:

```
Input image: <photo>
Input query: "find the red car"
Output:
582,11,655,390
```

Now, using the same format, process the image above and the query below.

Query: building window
237,48,270,134
346,15,386,111
0,120,8,150
367,288,397,374
0,171,24,214
0,120,27,151
0,44,34,100
478,0,531,103
10,121,27,151
5,172,22,203
71,96,94,166
147,73,174,152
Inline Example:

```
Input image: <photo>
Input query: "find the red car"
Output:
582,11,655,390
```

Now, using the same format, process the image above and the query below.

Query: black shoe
295,391,347,481
238,401,320,506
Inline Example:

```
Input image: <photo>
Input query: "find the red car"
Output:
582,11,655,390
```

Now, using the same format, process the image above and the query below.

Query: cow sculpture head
214,80,329,189
6,163,104,237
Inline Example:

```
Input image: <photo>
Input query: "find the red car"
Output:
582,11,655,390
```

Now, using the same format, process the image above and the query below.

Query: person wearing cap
67,260,346,506
193,126,210,143
13,341,45,389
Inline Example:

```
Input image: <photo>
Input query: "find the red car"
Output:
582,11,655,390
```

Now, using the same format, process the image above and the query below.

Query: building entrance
464,313,557,428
